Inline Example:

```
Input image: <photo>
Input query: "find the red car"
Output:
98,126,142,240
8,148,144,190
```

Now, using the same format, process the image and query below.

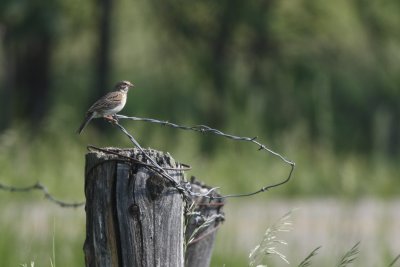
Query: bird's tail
77,113,94,134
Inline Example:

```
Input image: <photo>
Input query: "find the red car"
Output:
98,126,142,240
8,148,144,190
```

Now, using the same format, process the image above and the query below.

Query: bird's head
115,80,135,92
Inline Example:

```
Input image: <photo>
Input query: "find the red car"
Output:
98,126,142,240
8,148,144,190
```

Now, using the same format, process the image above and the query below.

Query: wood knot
129,204,140,217
146,173,166,200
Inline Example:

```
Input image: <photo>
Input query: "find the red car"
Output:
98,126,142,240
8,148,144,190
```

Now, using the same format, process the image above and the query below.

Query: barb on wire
86,145,192,171
114,115,295,200
117,115,293,165
0,114,294,206
0,182,85,208
112,122,191,199
187,213,225,246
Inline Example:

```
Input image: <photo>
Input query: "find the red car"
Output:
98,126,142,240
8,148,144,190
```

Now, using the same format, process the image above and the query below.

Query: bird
77,80,134,134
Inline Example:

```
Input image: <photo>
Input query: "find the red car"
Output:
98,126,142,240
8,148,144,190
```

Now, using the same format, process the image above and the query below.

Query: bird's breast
102,94,127,116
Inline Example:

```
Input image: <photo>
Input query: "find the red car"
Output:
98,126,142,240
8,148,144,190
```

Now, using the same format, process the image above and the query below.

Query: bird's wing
88,91,124,112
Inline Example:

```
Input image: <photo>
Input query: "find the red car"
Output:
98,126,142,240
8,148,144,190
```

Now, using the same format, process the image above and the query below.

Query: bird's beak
128,82,135,88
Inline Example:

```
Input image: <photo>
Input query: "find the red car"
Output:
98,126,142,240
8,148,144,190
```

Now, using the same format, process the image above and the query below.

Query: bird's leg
112,114,119,122
103,115,118,124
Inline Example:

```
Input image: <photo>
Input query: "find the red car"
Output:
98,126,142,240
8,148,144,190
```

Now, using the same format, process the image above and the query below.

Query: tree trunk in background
0,45,12,130
94,0,113,99
0,1,58,131
2,30,52,129
149,0,241,129
204,0,241,129
84,0,113,133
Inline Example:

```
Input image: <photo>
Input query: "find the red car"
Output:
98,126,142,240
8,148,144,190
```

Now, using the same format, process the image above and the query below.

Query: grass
337,242,360,267
18,219,57,267
0,120,399,266
249,211,293,266
246,212,362,267
0,200,85,267
51,218,56,267
298,246,321,267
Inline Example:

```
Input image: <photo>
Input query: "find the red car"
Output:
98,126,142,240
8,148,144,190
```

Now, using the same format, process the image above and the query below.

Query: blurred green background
0,0,399,266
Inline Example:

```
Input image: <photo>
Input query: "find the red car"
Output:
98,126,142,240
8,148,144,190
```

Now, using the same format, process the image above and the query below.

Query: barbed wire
114,114,295,200
116,115,293,165
0,114,295,206
0,182,85,208
111,122,193,200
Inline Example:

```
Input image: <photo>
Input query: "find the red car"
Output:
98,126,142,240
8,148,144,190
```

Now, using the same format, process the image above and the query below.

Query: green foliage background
0,0,399,266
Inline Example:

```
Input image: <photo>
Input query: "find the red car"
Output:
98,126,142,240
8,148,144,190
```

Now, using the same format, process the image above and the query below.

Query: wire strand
0,115,295,206
114,115,295,199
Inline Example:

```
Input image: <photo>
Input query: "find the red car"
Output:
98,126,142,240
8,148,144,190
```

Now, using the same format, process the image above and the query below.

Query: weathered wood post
184,178,225,267
83,147,224,267
84,148,185,266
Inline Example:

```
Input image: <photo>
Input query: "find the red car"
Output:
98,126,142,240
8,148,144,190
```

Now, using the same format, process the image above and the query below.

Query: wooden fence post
83,148,224,267
184,178,225,267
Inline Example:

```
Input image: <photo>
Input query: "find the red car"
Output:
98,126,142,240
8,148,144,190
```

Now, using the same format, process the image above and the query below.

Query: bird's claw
104,115,118,124
112,114,119,122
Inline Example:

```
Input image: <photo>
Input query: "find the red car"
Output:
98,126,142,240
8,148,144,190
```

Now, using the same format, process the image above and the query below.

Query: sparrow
77,80,134,134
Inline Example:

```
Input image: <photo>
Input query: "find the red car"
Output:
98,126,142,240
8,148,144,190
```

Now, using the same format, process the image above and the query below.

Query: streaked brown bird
77,80,134,134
